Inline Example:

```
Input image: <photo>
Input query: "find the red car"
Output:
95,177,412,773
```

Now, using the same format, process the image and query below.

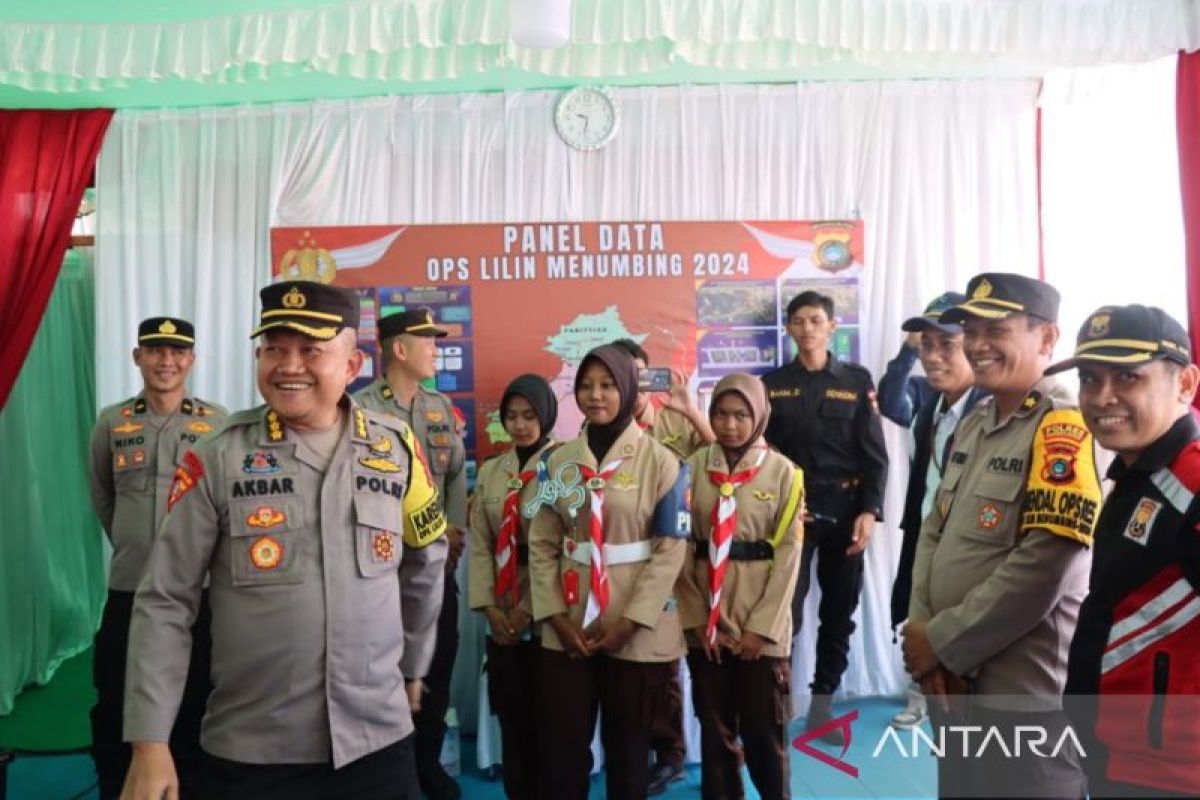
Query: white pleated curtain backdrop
95,80,1040,737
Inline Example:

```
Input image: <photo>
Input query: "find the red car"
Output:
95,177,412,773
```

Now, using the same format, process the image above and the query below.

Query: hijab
709,372,770,467
575,344,639,462
500,373,558,466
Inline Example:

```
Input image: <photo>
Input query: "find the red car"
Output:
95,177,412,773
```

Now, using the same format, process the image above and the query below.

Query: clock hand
576,113,589,133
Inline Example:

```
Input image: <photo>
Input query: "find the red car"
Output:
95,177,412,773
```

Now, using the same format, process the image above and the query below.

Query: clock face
554,87,619,151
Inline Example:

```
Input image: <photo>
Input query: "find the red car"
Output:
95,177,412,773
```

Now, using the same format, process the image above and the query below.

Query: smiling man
904,273,1101,799
121,282,447,800
87,316,226,799
881,292,987,732
1055,305,1200,799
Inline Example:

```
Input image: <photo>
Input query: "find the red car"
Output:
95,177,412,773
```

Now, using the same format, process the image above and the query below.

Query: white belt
562,539,652,566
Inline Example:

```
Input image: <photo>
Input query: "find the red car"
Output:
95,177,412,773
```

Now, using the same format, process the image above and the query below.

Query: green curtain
0,248,106,714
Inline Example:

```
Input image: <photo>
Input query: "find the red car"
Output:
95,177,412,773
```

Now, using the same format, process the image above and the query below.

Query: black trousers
413,572,459,784
790,520,864,693
486,637,540,800
196,735,420,800
648,659,685,769
687,650,791,800
537,649,676,800
91,589,212,800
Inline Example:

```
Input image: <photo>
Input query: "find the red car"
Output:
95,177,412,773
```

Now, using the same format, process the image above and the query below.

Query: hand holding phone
637,367,672,393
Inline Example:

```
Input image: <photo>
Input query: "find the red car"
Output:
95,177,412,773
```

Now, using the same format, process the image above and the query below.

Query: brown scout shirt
909,377,1100,710
88,394,227,591
676,444,805,658
467,440,557,619
124,400,448,767
529,423,687,662
639,403,706,461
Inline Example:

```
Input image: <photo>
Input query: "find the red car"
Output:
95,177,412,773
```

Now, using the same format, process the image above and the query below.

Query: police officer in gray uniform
121,282,448,800
904,274,1101,799
355,308,467,800
88,316,226,799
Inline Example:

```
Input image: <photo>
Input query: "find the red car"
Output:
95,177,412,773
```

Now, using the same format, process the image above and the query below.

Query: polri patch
1123,498,1161,545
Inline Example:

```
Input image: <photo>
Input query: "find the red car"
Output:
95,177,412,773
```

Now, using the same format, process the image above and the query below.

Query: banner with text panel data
270,221,865,473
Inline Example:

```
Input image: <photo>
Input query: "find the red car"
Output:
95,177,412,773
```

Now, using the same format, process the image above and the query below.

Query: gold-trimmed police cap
941,273,1060,325
250,280,360,341
138,316,195,347
1045,304,1192,375
378,308,448,339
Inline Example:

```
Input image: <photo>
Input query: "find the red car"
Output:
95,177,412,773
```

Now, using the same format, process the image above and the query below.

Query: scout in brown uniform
528,344,691,800
468,374,558,800
353,309,467,800
611,337,715,794
87,316,226,799
677,373,804,800
121,282,447,800
904,273,1100,799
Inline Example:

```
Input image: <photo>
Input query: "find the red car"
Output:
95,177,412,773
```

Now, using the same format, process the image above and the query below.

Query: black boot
806,693,845,746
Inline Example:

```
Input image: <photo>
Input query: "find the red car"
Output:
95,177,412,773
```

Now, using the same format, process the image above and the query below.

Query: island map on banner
270,220,865,473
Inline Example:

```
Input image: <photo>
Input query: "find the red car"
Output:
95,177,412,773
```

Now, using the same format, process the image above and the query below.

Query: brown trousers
537,649,676,800
649,658,686,768
486,637,540,800
687,649,791,800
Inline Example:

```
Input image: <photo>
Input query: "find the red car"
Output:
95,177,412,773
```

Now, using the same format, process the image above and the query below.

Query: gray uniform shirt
909,377,1100,711
355,378,468,529
124,400,448,767
88,394,227,591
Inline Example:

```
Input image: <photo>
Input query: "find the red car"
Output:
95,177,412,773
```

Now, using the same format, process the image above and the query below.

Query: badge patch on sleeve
399,426,448,548
1021,409,1100,546
167,450,205,511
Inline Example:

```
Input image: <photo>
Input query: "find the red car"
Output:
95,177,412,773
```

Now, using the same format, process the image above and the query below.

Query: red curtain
1178,53,1200,389
0,109,113,410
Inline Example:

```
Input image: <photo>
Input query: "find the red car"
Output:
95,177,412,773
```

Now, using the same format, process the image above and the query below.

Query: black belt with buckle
808,476,863,491
693,539,774,561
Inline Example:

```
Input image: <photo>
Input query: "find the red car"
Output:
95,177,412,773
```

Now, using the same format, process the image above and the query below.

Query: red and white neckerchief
577,454,629,627
705,448,767,645
495,461,536,604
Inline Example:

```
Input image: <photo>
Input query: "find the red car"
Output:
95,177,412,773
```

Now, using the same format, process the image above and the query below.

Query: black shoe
806,694,845,746
418,764,462,800
646,761,685,796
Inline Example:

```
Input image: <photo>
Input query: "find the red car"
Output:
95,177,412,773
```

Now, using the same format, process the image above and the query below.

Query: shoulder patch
1020,408,1100,546
396,425,448,548
1168,440,1200,494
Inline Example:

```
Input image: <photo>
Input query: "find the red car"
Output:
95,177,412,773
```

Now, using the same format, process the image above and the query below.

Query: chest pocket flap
959,472,1024,547
354,493,403,578
229,498,304,586
819,398,857,419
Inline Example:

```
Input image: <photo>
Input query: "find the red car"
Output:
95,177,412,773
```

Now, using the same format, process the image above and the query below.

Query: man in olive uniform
761,290,888,744
87,316,226,799
121,282,447,800
355,308,467,800
904,273,1101,799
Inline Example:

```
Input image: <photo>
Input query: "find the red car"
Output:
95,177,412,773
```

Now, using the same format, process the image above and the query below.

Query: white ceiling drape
95,80,1040,717
4,0,1196,95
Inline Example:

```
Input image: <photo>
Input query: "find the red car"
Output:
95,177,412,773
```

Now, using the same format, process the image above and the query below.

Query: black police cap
941,272,1060,325
378,308,448,339
138,316,195,348
901,292,968,334
250,280,360,341
1045,304,1192,375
